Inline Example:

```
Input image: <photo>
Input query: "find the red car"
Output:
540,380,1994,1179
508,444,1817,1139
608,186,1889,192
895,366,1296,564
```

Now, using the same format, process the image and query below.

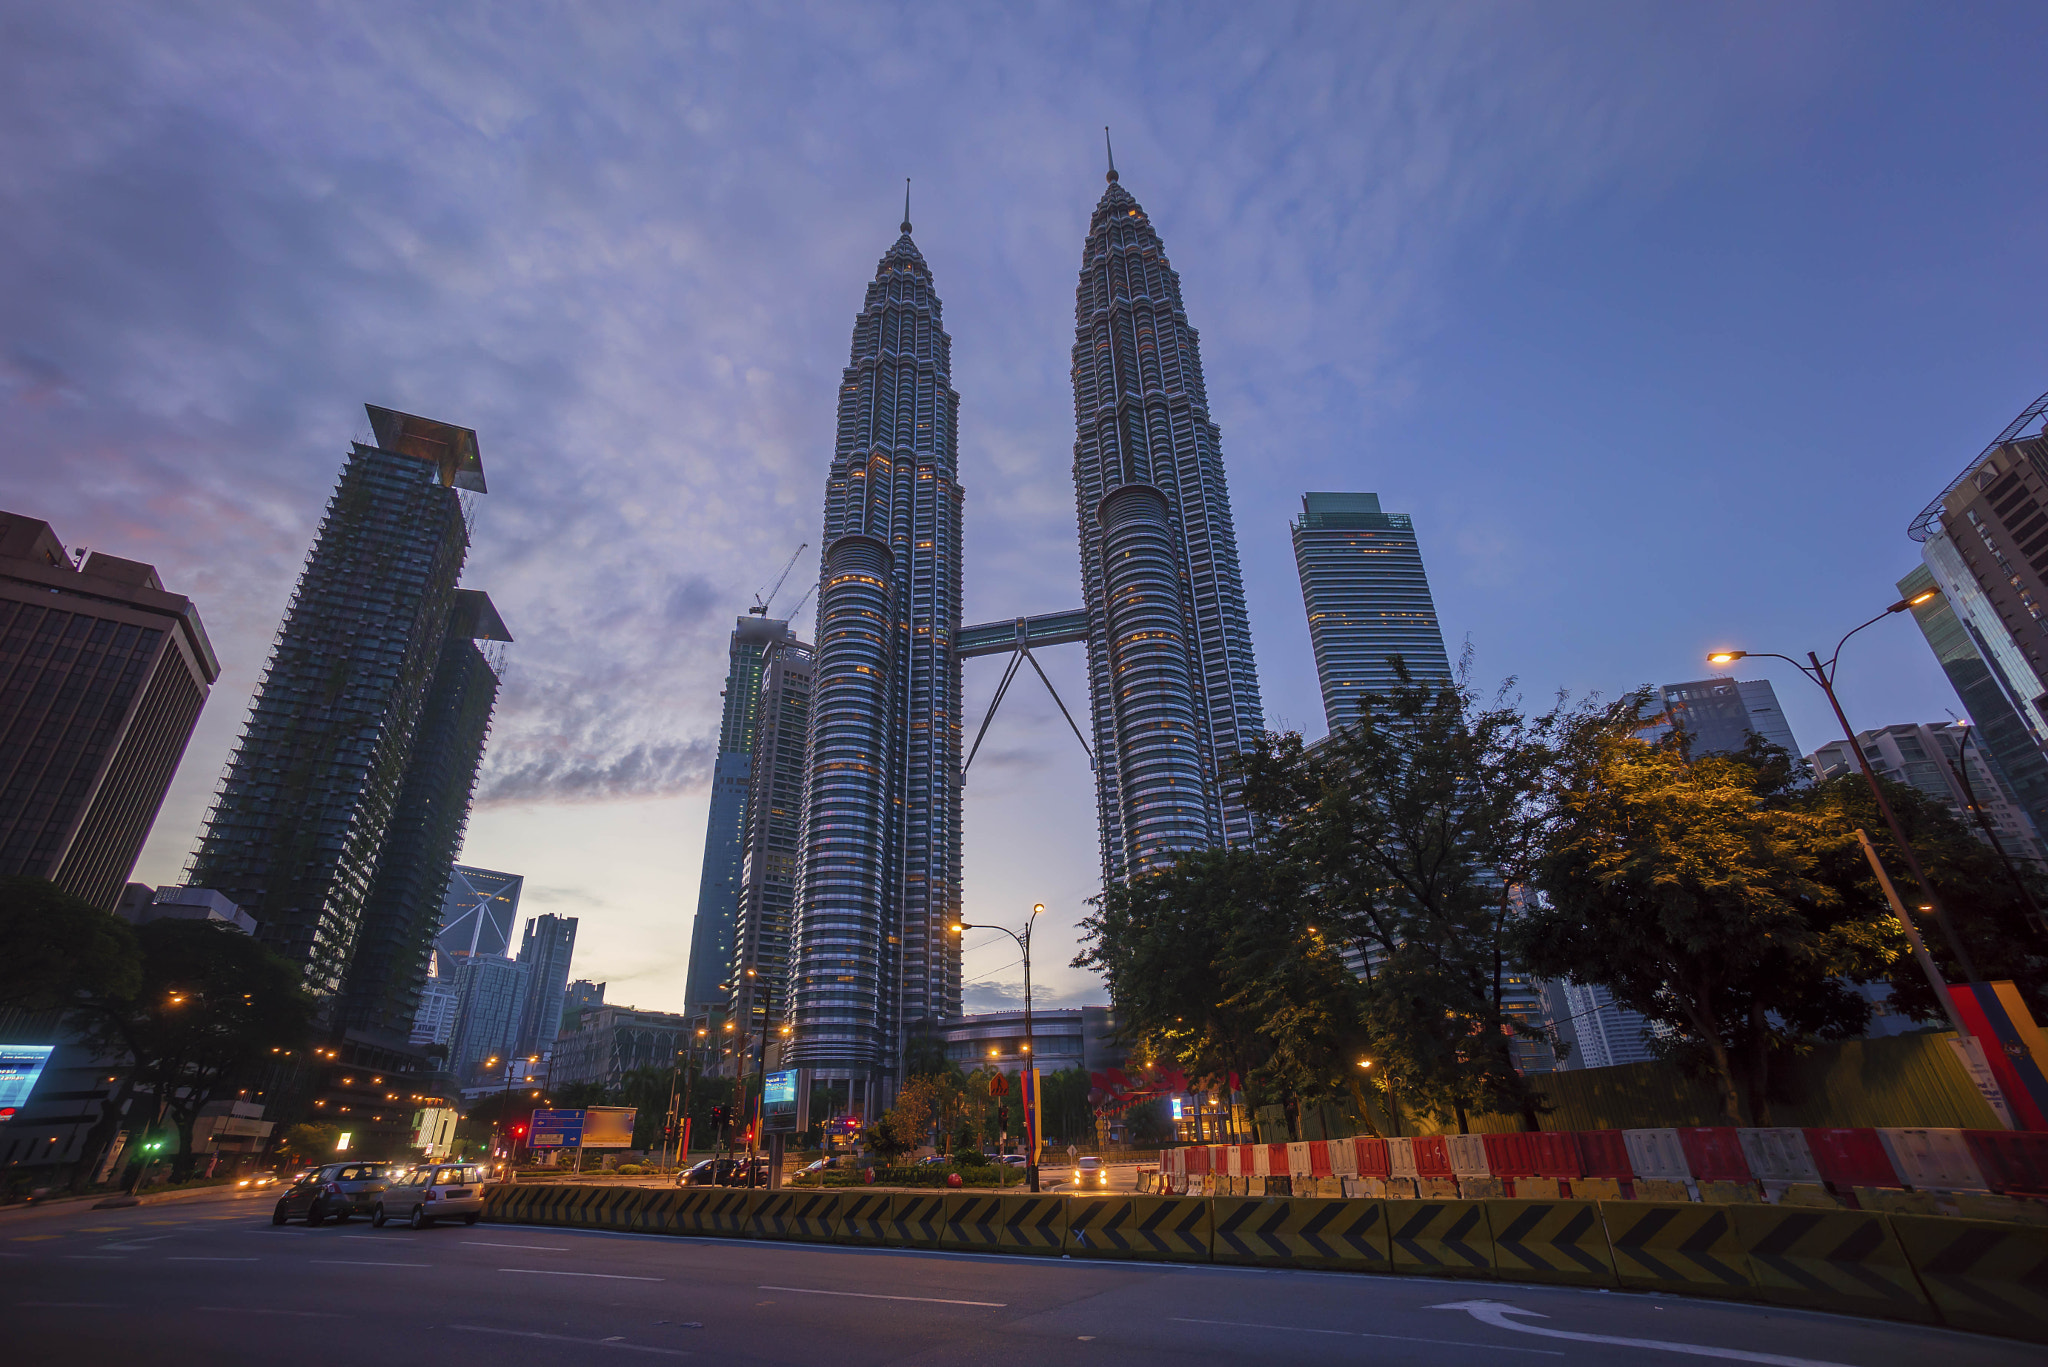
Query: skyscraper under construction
787,206,964,1099
1071,163,1264,882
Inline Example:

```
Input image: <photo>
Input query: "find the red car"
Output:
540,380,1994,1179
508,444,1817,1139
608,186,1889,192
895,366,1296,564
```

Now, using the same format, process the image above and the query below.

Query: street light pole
952,903,1044,1192
1710,592,1982,985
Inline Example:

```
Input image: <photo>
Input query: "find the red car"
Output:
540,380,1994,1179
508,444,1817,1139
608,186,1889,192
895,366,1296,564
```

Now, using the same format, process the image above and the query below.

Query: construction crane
749,543,809,617
784,578,817,621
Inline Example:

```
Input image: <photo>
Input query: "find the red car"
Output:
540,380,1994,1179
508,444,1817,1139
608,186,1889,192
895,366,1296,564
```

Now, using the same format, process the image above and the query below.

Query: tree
1524,704,1890,1123
115,919,317,1180
1234,662,1569,1132
277,1123,344,1163
0,878,144,1189
877,1073,959,1155
1799,771,2048,1022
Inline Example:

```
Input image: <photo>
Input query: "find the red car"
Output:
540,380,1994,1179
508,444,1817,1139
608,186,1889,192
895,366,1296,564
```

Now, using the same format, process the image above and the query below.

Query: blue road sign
528,1109,585,1148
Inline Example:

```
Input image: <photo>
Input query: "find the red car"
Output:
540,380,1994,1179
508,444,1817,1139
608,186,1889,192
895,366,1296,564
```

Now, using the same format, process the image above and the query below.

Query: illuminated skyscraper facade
1291,492,1450,732
788,213,963,1093
1071,167,1263,882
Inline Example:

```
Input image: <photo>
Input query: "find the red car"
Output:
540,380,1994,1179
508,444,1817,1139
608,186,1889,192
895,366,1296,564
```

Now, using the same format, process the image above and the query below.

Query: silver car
372,1162,488,1228
271,1162,394,1225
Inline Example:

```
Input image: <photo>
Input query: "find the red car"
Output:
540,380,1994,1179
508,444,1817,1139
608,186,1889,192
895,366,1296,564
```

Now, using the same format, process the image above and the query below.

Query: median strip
498,1268,663,1281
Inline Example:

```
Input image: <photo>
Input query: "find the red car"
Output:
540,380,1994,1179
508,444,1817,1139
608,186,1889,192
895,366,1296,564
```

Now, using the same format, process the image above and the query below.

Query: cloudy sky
6,3,2045,1015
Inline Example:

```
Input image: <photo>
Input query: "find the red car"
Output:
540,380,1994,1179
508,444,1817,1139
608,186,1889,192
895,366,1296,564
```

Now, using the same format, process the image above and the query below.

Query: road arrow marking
1428,1299,1857,1366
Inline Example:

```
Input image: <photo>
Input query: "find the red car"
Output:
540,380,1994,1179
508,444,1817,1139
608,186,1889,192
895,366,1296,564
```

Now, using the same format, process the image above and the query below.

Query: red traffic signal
511,1124,525,1137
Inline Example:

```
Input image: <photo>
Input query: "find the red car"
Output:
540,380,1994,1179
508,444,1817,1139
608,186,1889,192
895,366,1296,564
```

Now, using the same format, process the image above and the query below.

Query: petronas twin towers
783,164,1263,1095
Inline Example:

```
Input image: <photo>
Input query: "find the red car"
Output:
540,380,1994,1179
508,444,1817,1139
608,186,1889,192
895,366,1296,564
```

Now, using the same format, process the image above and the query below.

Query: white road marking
447,1325,687,1356
464,1241,571,1251
1428,1300,1858,1366
168,1257,259,1262
18,1301,118,1308
195,1306,343,1318
760,1284,1005,1307
310,1259,432,1268
1172,1316,1563,1355
499,1268,663,1282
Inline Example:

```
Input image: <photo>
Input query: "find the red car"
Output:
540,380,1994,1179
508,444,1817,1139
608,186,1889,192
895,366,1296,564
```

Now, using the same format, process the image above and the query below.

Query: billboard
763,1068,808,1135
0,1044,54,1121
581,1106,637,1149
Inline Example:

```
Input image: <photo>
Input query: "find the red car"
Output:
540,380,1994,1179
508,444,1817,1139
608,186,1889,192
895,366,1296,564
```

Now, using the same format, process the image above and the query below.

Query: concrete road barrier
1602,1200,1755,1299
940,1192,1004,1252
1486,1198,1617,1288
754,1189,841,1242
1066,1194,1211,1261
887,1192,947,1248
838,1190,891,1245
998,1192,1067,1254
1212,1195,1391,1271
1891,1212,2048,1343
1388,1199,1493,1277
1731,1204,1933,1325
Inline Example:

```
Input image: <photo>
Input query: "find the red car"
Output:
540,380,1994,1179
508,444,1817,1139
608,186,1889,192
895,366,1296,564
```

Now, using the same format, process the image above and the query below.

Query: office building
342,590,512,1042
1811,722,2047,867
435,864,522,961
729,638,812,1053
409,959,461,1048
114,883,257,935
562,978,605,1027
514,912,579,1058
549,1003,692,1092
1899,559,2048,847
1071,161,1264,882
1654,677,1802,761
0,512,219,910
1291,492,1451,732
446,952,530,1084
788,204,964,1097
188,405,492,1003
1907,399,2048,841
684,614,795,1010
1539,980,1658,1070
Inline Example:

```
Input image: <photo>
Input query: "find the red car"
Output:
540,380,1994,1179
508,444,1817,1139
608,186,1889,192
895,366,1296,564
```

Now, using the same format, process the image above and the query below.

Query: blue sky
4,3,2044,1014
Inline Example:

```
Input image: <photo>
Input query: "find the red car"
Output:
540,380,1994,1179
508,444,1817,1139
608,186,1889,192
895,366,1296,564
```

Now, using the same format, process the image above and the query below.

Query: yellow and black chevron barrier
754,1189,841,1242
1066,1194,1210,1262
887,1192,948,1249
1487,1199,1616,1288
1731,1205,1931,1324
480,1183,2048,1343
940,1193,1005,1252
1602,1200,1755,1299
1891,1213,2048,1343
1211,1195,1391,1271
1389,1199,1493,1277
838,1190,892,1245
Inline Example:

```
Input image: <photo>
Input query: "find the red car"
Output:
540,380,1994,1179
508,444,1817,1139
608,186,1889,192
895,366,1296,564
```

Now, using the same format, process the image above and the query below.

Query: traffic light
511,1124,526,1138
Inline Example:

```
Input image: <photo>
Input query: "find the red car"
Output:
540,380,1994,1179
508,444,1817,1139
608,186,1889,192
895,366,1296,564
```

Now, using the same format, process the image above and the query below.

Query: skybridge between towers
956,608,1095,780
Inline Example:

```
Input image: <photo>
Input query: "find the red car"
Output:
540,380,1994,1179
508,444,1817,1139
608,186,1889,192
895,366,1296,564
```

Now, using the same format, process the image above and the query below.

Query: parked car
1071,1156,1108,1189
988,1154,1027,1168
798,1156,848,1176
271,1162,395,1225
372,1162,488,1229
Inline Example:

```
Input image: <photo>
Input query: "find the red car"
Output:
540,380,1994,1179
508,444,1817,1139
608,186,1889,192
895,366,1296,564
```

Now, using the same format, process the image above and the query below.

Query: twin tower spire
783,149,1263,1096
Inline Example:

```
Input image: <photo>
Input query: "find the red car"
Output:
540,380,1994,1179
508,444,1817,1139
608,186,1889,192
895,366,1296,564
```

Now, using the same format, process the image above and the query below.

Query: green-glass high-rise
189,405,493,1011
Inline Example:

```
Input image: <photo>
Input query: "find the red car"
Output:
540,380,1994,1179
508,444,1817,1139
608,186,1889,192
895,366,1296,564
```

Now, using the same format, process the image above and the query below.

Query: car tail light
424,1189,436,1201
325,1182,341,1194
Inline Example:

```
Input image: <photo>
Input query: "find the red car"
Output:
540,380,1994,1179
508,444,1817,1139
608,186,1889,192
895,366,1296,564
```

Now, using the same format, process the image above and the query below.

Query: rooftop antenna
901,178,912,235
750,542,809,616
1104,126,1117,182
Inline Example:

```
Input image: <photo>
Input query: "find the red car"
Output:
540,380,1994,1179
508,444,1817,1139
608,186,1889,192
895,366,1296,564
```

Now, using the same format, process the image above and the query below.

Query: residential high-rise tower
188,405,489,1003
1290,492,1450,732
788,207,964,1095
1071,164,1263,882
0,512,219,910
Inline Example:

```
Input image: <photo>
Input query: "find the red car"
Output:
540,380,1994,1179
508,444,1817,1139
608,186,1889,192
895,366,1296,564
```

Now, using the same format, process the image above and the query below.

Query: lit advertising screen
764,1069,797,1107
763,1067,806,1134
0,1044,54,1119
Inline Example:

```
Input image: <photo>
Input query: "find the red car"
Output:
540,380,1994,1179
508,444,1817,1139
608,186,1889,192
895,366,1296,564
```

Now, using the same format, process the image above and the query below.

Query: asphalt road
1,1185,2027,1366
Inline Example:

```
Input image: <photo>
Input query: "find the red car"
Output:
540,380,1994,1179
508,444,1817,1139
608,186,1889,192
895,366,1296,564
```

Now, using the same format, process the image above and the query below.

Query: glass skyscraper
189,405,493,1007
1291,491,1450,733
684,614,795,1009
1072,165,1263,881
789,207,964,1094
729,637,812,1052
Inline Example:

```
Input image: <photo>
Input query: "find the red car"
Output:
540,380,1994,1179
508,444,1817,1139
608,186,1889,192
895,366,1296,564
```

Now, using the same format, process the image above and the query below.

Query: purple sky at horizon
4,3,2044,1016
